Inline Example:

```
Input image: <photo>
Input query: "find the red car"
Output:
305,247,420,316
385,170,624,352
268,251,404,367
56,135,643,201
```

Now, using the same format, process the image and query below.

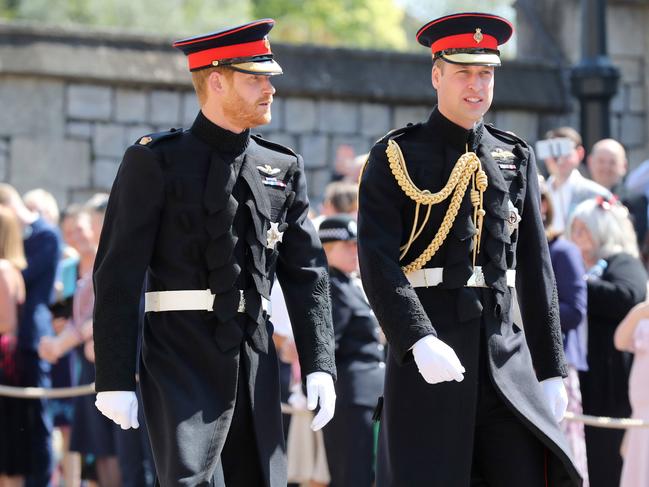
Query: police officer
318,215,385,487
358,13,582,486
92,19,337,487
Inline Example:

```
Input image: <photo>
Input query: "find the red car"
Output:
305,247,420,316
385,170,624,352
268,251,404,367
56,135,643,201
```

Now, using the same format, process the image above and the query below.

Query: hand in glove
306,371,336,431
540,376,568,422
412,335,465,384
95,391,139,430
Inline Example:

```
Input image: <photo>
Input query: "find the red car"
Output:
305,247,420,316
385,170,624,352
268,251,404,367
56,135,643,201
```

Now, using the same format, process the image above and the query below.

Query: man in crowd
543,127,610,232
92,19,336,487
587,137,648,246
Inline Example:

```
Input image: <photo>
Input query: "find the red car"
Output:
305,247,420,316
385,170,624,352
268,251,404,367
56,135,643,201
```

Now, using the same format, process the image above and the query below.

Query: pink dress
620,319,649,487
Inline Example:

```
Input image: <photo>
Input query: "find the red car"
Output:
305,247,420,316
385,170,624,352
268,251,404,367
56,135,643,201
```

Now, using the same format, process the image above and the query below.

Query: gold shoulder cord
385,139,488,274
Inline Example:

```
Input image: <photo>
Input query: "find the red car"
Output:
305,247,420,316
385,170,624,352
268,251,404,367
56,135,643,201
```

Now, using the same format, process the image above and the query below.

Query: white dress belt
406,266,516,289
144,289,271,316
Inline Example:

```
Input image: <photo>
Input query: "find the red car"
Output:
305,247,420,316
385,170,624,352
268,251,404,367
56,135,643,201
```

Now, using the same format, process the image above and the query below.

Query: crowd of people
0,124,648,487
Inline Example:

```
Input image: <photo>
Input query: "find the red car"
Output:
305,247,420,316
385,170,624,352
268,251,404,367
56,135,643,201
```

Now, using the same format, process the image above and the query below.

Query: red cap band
431,33,498,54
187,39,272,70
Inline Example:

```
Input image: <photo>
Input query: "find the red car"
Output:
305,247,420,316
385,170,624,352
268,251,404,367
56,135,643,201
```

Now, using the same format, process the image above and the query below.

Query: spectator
566,197,647,487
0,205,27,487
0,183,60,487
38,196,122,487
312,181,359,230
539,177,589,485
25,190,82,487
586,138,648,247
23,189,61,228
319,214,385,487
543,127,611,232
614,302,649,487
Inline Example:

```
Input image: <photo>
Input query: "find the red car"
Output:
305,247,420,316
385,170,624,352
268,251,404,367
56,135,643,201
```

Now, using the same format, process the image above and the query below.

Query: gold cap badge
139,136,152,145
474,28,483,44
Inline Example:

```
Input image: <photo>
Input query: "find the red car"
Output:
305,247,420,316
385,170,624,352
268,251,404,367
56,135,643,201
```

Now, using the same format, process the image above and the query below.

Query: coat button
378,362,386,369
377,344,384,352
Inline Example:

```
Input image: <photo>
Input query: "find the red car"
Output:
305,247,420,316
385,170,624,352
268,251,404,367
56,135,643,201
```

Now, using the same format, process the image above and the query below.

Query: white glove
412,335,465,384
306,371,336,431
540,376,568,422
95,391,139,430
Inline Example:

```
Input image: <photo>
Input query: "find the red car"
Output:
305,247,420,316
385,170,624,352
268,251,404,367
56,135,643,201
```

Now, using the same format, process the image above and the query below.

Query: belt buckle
468,267,486,287
237,290,246,313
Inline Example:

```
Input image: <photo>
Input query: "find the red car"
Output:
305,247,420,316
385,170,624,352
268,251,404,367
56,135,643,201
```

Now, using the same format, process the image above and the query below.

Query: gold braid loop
385,139,486,274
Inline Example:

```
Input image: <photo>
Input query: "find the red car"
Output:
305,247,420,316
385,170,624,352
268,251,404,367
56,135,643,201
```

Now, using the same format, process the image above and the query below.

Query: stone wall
515,0,649,168
0,21,569,206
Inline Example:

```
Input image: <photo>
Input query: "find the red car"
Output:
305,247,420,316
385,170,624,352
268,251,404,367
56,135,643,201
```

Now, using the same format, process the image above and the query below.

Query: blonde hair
23,188,60,226
191,66,233,106
0,205,26,270
0,183,21,207
566,198,639,260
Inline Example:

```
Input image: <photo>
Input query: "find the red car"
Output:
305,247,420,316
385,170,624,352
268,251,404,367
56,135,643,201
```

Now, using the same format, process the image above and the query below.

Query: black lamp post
570,0,620,153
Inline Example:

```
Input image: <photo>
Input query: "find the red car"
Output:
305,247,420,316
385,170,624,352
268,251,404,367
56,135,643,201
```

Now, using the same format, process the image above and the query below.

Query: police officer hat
417,12,513,67
173,19,282,75
318,214,358,244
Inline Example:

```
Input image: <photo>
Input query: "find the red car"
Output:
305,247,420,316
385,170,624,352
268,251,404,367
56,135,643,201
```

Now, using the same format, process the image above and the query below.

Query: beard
221,85,272,129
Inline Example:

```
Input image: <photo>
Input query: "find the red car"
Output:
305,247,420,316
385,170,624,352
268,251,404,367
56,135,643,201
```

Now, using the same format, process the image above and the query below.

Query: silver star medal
266,222,284,249
506,200,521,236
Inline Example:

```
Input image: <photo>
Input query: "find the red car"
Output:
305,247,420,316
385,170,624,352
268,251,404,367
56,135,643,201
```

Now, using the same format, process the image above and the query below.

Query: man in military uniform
92,19,337,487
358,13,582,486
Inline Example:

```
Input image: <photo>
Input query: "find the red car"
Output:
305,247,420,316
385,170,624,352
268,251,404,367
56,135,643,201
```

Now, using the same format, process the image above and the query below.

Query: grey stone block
0,139,8,155
306,168,333,204
620,114,646,148
628,147,649,169
126,125,155,146
66,122,93,139
285,98,318,133
149,90,181,127
628,85,645,113
608,6,645,57
264,97,284,132
93,123,128,159
257,133,297,152
93,158,121,189
318,101,359,134
494,111,539,142
69,188,108,204
0,77,65,136
610,87,626,114
360,103,391,138
298,134,329,169
115,88,148,123
614,58,642,84
9,136,91,205
67,84,112,121
0,151,6,181
331,135,372,160
181,92,200,127
393,105,431,128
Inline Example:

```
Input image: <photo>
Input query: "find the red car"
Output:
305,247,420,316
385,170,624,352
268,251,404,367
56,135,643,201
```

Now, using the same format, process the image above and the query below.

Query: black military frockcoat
93,111,336,486
358,107,582,486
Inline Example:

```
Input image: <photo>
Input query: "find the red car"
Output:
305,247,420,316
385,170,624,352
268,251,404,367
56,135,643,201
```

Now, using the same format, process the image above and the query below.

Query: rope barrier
563,411,649,429
0,383,95,399
0,385,647,429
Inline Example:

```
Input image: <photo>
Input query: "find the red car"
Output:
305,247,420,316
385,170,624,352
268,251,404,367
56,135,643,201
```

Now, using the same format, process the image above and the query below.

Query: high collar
190,110,250,156
425,106,484,152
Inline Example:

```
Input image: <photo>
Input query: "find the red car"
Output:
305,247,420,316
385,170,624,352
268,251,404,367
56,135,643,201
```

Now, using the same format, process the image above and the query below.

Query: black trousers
470,337,549,487
323,404,375,487
216,350,264,487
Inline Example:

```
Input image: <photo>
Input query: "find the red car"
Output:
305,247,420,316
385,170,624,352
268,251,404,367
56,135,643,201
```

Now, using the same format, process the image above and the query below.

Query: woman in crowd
0,205,27,487
614,301,649,487
319,214,385,487
38,197,122,487
539,178,589,485
566,196,648,487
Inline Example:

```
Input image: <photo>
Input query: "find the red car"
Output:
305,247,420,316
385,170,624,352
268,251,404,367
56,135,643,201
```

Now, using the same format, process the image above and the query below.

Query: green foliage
0,0,252,35
252,0,407,50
